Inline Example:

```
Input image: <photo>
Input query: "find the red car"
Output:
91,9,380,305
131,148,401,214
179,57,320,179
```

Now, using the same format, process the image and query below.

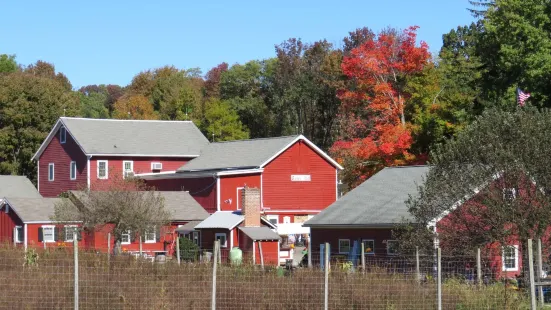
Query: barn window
215,233,227,248
70,161,77,180
144,227,156,243
121,231,131,245
387,240,399,255
48,163,55,181
266,215,279,226
362,239,375,255
14,226,23,243
60,127,66,144
503,188,517,201
339,239,351,254
123,161,134,178
64,226,78,242
283,216,291,224
41,226,55,243
502,245,519,271
97,160,108,179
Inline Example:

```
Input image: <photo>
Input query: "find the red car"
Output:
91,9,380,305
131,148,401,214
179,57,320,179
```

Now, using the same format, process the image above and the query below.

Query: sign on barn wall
291,174,311,182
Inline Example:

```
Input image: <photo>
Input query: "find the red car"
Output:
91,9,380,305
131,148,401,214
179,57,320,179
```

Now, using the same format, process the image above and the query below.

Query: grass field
0,246,531,309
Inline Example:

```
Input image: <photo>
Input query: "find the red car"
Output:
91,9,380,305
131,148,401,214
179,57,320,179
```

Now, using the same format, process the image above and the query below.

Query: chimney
241,187,261,227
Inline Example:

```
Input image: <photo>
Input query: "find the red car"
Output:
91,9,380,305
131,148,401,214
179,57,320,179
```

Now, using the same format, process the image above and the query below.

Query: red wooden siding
89,157,191,183
262,141,336,216
38,127,87,197
0,205,23,244
146,177,217,213
219,174,261,211
253,240,279,265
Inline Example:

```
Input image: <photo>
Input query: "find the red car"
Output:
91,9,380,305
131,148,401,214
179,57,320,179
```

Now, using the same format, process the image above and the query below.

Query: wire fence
0,239,545,309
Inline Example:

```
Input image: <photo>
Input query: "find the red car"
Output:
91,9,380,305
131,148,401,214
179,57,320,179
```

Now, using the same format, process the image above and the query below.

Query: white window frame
14,226,23,243
42,225,55,243
123,160,134,178
362,239,375,255
503,188,517,201
97,160,108,180
121,231,131,245
64,225,78,242
502,245,519,272
215,233,227,248
70,161,77,180
283,216,291,224
338,239,351,254
144,227,156,243
48,163,54,181
266,215,279,226
387,240,399,255
60,127,66,144
236,187,244,210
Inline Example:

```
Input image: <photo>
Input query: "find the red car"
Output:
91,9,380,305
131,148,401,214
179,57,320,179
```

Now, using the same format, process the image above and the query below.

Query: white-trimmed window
387,240,399,255
60,127,66,144
70,161,77,180
283,216,291,224
14,226,23,243
215,233,227,248
502,245,519,271
144,228,156,243
41,225,55,243
339,239,351,254
97,160,108,179
363,239,375,255
123,161,134,178
266,215,279,226
64,225,78,242
48,163,54,181
121,231,131,245
503,188,517,201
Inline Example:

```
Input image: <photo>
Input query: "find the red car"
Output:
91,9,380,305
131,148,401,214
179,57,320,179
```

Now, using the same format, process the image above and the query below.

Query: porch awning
175,221,202,234
276,223,310,235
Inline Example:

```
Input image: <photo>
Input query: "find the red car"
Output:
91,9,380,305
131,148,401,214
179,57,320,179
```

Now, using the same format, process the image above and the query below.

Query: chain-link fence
0,239,544,309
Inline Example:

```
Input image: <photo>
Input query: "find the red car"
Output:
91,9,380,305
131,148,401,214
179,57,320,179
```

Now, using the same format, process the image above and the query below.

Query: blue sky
3,1,474,88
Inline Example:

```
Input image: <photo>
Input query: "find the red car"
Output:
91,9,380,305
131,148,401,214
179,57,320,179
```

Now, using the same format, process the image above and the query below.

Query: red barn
304,165,524,278
32,117,209,197
141,135,343,238
194,188,281,265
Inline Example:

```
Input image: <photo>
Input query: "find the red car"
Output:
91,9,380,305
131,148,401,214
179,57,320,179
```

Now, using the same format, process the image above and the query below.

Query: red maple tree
332,26,430,187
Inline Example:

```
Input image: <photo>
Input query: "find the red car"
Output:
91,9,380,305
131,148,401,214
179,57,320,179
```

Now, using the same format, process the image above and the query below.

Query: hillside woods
0,0,545,189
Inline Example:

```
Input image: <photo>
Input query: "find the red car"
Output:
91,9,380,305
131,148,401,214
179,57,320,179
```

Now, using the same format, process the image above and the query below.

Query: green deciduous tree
202,99,249,142
0,54,18,73
400,108,551,256
0,67,79,183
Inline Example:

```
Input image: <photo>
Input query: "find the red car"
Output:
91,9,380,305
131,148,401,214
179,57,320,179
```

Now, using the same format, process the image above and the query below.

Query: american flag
517,87,531,107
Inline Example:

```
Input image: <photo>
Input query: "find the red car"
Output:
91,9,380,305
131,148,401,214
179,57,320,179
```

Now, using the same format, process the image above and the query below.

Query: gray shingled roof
178,136,299,171
69,190,209,221
195,211,244,229
239,227,281,241
53,117,208,156
4,198,74,222
304,166,429,227
0,176,41,199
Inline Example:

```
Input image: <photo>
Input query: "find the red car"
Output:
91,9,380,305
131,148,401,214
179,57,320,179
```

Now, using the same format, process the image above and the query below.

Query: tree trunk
398,94,406,126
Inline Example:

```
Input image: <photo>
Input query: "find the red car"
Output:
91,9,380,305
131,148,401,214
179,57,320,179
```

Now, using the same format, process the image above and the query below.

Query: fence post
528,239,537,310
307,235,312,268
416,246,421,282
107,233,111,262
259,241,264,270
538,239,544,307
73,232,79,310
324,242,329,310
139,236,143,257
212,240,219,310
176,236,181,265
361,242,366,272
437,247,442,310
477,248,482,285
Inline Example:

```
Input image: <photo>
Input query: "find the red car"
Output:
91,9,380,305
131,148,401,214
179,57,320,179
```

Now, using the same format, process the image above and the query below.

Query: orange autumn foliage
332,26,430,187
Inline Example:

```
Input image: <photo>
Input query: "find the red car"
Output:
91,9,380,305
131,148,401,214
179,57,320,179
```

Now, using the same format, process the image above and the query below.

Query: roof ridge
61,117,195,123
209,135,300,144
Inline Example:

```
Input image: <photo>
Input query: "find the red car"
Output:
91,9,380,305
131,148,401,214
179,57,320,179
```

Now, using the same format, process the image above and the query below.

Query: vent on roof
151,162,163,171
